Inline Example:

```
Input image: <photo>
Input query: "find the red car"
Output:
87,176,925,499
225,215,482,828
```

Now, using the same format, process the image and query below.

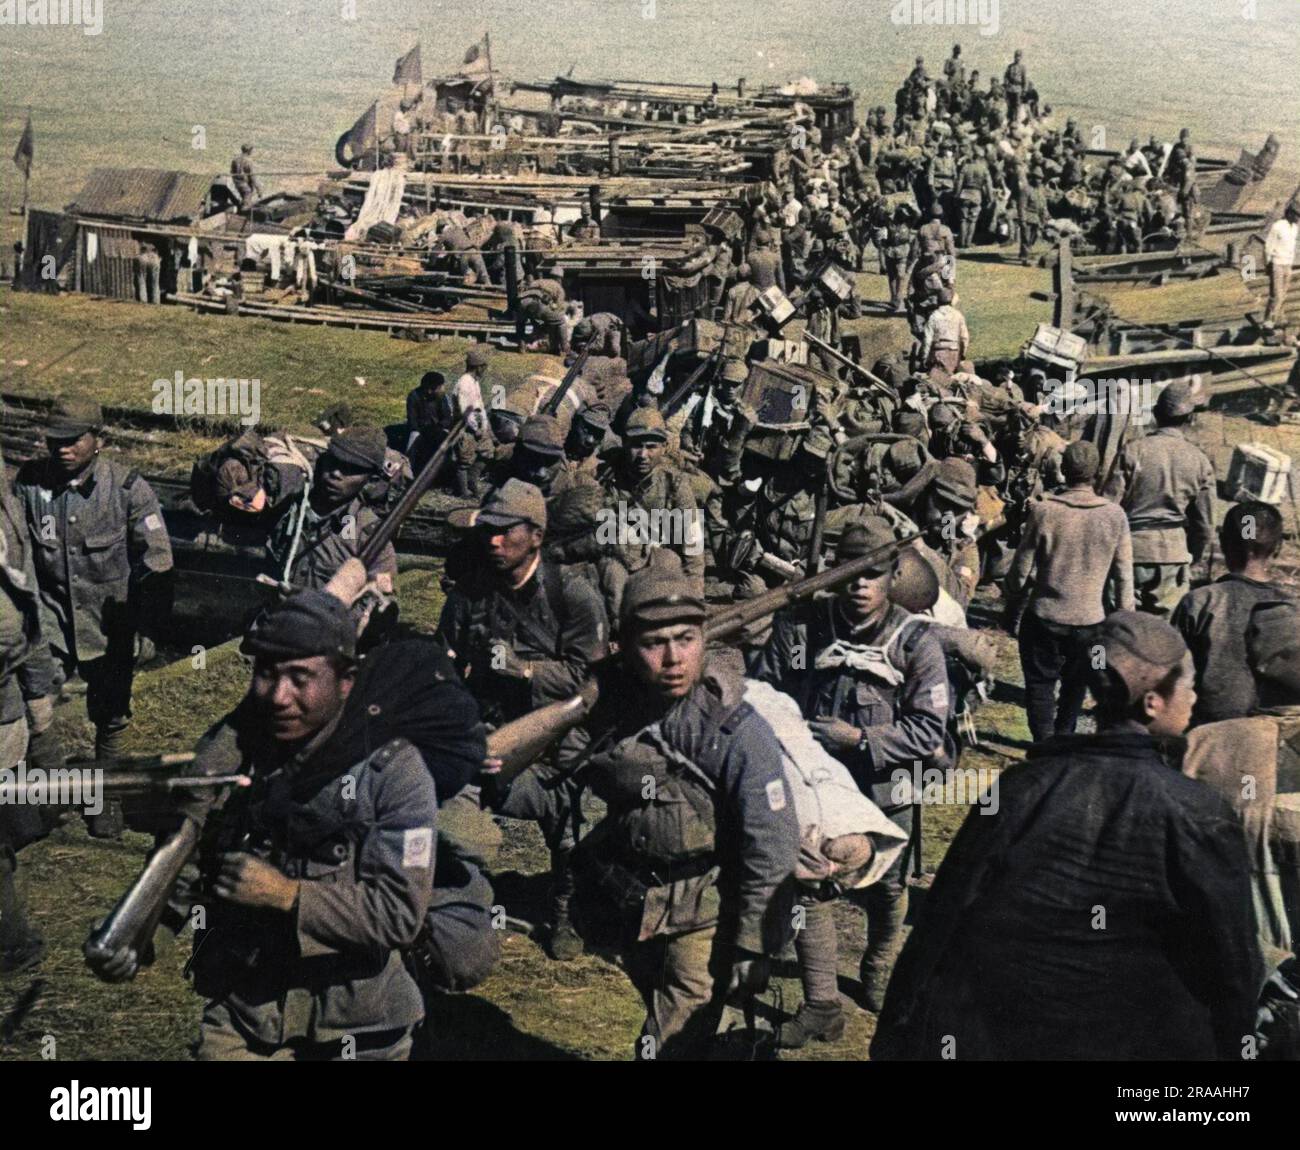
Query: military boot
453,465,474,498
858,887,909,1013
774,1000,845,1049
543,850,585,962
0,852,46,975
87,724,127,840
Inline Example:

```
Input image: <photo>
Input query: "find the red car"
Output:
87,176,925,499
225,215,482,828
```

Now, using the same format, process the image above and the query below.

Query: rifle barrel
361,413,469,566
541,347,591,416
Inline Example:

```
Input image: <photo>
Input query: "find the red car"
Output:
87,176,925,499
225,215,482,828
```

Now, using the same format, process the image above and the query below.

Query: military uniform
598,455,705,587
956,158,993,247
574,570,799,1059
752,526,950,1019
1104,424,1215,618
912,217,956,285
15,446,172,769
920,302,970,376
274,495,397,593
882,216,915,312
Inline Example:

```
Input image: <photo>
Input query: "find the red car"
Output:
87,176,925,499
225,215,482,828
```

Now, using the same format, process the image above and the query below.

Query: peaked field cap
46,398,104,438
1097,610,1188,702
624,408,669,442
448,478,548,532
241,590,356,663
620,566,707,630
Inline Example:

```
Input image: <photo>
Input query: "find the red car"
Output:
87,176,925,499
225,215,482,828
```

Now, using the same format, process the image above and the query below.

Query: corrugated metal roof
69,168,212,223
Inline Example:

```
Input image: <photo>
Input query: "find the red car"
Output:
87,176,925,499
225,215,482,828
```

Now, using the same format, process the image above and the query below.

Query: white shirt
782,198,803,228
1264,218,1298,267
452,371,487,433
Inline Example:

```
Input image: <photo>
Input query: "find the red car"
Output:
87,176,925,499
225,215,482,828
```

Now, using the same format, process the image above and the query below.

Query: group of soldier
2,46,1298,1063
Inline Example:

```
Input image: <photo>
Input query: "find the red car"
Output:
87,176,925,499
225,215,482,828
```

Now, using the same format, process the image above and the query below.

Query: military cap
624,407,669,443
928,400,960,429
490,404,527,431
937,286,955,305
931,457,978,507
1096,610,1188,703
1246,600,1300,695
448,478,548,532
519,413,565,457
241,589,356,664
837,517,897,576
326,427,388,472
577,401,612,431
216,457,261,504
466,345,491,369
620,562,707,631
571,318,595,342
895,409,929,440
1154,378,1204,420
887,437,926,477
1061,439,1100,484
720,358,750,385
46,398,104,439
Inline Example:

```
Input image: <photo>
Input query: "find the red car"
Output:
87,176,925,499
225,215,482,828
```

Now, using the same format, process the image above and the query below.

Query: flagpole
484,31,495,132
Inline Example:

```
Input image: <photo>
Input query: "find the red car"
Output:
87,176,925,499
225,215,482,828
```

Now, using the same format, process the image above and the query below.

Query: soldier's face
250,656,354,742
627,438,664,479
317,456,370,506
626,623,704,700
843,570,892,624
47,432,98,477
481,521,541,577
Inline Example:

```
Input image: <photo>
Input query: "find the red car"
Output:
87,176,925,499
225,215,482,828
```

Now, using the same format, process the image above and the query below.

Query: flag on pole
338,101,378,163
13,112,33,179
393,42,422,86
461,35,491,77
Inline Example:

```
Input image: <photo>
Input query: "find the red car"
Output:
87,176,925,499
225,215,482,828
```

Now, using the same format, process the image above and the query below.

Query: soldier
1103,379,1215,618
90,591,440,1061
1110,175,1149,254
272,427,398,598
955,151,994,248
1172,501,1291,726
882,205,915,313
571,561,799,1058
598,409,705,589
14,400,173,837
748,240,786,293
911,204,957,286
1004,441,1135,742
556,402,616,492
942,44,964,88
1166,127,1197,219
1003,50,1028,123
873,611,1262,1061
568,203,602,243
486,413,567,496
919,287,970,377
1016,166,1048,263
434,219,491,286
0,452,61,972
915,457,981,608
751,519,949,1031
405,369,452,471
451,346,495,497
517,273,569,355
230,143,261,210
440,481,609,960
570,311,626,360
721,262,763,324
484,217,525,288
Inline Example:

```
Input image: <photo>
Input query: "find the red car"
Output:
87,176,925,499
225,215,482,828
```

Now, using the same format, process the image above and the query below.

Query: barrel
1273,793,1300,944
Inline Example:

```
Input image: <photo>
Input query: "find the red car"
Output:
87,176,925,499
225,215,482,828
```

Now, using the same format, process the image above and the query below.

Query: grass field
1,250,1295,1060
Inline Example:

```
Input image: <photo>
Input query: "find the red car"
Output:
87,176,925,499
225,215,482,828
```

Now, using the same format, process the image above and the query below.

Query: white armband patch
144,513,163,533
930,683,949,711
765,779,787,812
402,827,434,869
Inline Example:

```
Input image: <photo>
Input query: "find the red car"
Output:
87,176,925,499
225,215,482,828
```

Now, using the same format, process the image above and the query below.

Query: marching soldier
230,143,261,210
882,204,916,314
90,591,440,1061
440,480,610,960
1103,379,1215,618
271,427,398,598
752,519,950,1032
919,288,970,377
955,151,994,248
911,204,957,286
15,399,173,838
571,560,799,1058
1016,167,1048,262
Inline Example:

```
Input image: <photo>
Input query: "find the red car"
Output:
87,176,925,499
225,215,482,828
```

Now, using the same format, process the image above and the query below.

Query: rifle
488,527,924,785
540,347,591,417
801,330,897,399
662,333,727,419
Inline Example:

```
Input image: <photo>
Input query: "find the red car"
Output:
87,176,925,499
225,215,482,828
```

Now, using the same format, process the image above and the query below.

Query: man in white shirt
1263,203,1299,328
451,346,493,496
